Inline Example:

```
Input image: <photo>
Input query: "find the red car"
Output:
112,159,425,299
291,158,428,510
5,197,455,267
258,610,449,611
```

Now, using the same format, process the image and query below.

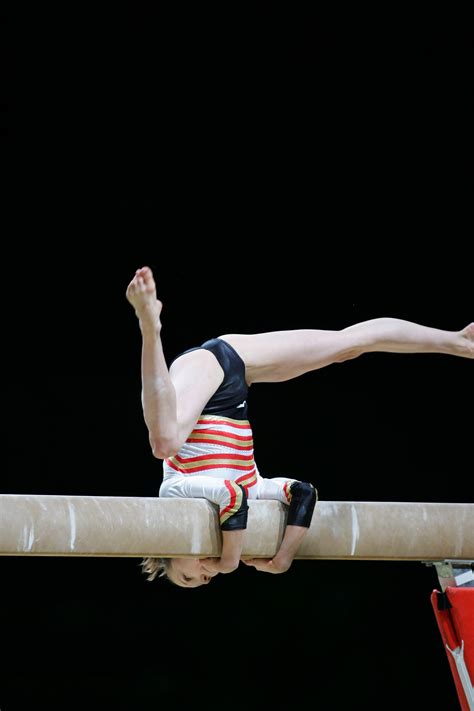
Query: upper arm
169,349,224,450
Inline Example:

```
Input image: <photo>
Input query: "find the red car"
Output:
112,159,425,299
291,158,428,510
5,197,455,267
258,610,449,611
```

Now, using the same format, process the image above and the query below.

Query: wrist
272,552,292,573
219,556,240,574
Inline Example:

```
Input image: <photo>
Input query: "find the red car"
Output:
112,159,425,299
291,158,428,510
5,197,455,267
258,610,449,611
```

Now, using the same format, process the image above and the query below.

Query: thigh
170,349,224,445
219,330,359,383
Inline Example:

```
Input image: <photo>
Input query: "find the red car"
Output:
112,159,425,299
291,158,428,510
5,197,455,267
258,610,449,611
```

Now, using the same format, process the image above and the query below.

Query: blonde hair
140,557,172,582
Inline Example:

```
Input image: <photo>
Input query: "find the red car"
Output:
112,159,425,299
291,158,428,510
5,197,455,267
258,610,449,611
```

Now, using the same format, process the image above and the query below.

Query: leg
220,319,474,383
126,267,224,458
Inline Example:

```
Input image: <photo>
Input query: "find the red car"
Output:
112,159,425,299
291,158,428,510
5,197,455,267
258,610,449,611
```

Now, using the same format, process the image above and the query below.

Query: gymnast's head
141,557,219,588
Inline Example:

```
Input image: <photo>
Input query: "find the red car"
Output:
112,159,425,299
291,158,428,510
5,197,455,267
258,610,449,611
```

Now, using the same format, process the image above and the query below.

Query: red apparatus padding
431,587,474,711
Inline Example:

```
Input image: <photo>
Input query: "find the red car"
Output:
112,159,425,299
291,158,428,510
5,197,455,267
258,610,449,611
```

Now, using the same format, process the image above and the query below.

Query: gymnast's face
169,558,219,588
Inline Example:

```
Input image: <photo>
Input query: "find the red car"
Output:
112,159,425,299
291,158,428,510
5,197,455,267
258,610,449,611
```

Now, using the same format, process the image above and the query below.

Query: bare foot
126,266,162,331
453,323,474,358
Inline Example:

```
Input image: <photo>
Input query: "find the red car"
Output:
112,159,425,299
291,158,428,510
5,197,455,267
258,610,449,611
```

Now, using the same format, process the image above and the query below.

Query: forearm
140,326,178,456
161,477,248,574
219,530,245,573
196,531,244,577
274,480,316,569
243,480,317,574
273,525,308,571
242,525,308,574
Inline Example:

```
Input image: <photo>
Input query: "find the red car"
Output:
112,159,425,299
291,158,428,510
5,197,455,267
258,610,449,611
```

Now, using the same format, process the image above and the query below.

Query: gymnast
126,266,473,588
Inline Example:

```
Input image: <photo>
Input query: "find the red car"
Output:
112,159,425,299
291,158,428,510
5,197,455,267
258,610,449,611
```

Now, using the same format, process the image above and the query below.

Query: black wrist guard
287,481,317,528
221,485,249,531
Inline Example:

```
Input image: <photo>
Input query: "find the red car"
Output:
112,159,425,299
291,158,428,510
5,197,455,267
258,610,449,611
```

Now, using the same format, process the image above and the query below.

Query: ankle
139,318,162,337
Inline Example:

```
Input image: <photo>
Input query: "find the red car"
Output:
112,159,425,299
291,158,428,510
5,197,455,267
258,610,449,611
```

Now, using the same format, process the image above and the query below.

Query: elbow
150,435,180,460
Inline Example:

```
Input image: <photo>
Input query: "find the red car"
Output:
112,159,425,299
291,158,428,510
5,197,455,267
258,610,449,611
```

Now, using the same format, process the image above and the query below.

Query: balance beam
1,495,472,560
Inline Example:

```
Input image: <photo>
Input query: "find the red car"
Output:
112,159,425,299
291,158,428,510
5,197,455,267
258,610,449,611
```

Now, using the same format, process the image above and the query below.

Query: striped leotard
160,338,297,527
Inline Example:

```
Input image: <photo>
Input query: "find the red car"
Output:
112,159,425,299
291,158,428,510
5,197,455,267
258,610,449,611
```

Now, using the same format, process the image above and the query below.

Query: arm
203,494,248,575
244,525,309,574
204,530,245,575
243,481,317,574
160,476,249,573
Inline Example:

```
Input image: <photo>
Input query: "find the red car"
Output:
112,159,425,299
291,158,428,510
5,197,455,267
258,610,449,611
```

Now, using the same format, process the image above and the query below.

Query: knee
334,347,364,363
150,434,180,460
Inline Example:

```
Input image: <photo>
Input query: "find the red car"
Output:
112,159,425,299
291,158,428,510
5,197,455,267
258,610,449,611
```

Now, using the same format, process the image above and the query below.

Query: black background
3,10,473,711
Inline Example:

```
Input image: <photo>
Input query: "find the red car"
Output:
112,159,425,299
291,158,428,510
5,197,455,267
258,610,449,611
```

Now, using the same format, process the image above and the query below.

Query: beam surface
0,495,473,560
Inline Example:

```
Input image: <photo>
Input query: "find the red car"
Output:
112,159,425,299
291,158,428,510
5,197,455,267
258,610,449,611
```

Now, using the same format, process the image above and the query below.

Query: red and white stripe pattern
282,479,293,504
220,479,245,526
164,414,257,493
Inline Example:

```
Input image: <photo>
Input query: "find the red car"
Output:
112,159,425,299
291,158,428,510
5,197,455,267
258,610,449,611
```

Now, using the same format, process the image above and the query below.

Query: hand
242,557,291,574
199,557,223,575
200,557,238,575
